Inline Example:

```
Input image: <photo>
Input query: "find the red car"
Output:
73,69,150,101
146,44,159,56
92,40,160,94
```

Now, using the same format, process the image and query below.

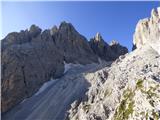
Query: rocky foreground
1,7,160,120
66,7,160,120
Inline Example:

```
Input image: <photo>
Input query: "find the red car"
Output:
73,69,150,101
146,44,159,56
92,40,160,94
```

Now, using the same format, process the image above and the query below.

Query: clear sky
1,1,160,51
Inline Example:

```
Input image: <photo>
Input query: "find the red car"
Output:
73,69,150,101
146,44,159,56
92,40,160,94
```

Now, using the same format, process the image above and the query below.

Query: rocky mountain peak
89,34,128,61
151,7,160,21
133,7,160,54
109,40,119,46
67,8,160,120
29,24,42,38
50,25,58,35
2,7,160,120
95,32,103,42
58,21,77,33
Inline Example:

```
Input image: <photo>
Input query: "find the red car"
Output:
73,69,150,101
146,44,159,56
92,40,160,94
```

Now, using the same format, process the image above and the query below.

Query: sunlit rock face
67,45,160,120
68,8,160,120
133,7,160,54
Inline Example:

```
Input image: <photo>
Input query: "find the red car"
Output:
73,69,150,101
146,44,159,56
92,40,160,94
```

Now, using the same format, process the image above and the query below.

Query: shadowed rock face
1,28,64,113
110,40,128,57
89,33,128,61
1,22,99,113
133,7,160,53
1,22,127,113
50,21,99,64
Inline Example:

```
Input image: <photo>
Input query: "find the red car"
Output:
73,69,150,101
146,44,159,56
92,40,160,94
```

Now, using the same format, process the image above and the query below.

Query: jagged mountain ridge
1,7,160,120
67,7,160,120
1,21,127,113
89,33,128,61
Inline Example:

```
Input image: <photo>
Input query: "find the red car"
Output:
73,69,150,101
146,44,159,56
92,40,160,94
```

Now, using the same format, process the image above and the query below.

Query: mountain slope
67,7,160,120
67,45,160,120
2,62,111,120
1,22,127,113
1,6,159,120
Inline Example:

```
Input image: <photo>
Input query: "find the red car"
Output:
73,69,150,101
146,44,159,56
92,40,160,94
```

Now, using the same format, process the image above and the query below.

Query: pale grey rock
133,7,160,54
67,45,160,120
2,8,160,120
67,8,160,120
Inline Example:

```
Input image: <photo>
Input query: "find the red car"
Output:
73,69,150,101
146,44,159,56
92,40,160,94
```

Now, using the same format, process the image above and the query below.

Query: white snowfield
63,61,84,74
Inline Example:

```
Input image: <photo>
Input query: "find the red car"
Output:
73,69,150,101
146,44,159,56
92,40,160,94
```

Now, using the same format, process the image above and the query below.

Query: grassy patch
145,112,148,120
141,87,158,100
136,79,143,89
152,110,159,120
114,88,135,120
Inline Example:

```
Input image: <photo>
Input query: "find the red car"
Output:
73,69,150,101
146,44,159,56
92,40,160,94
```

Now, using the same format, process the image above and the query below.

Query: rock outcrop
133,7,160,54
89,33,128,61
67,45,160,120
2,7,160,120
1,22,97,113
110,40,128,57
2,22,127,113
67,8,160,120
50,21,98,64
1,26,64,113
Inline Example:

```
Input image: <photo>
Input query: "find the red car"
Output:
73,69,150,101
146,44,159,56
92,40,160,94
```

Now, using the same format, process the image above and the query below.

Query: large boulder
133,7,160,54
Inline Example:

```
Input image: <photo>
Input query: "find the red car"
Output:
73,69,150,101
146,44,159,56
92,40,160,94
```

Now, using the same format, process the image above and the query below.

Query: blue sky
1,1,160,50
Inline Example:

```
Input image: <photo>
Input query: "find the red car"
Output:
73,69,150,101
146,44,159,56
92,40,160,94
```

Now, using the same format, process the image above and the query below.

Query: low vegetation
114,88,135,120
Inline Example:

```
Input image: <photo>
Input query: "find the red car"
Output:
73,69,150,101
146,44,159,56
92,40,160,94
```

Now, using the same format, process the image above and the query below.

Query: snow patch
64,61,83,74
21,98,28,104
64,61,73,73
34,78,58,96
98,58,102,64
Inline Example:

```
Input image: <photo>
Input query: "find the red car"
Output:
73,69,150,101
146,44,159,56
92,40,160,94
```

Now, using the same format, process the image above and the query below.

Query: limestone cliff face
133,7,160,54
1,8,160,120
68,8,160,120
89,33,128,61
50,21,99,64
1,25,65,113
1,22,127,113
67,45,160,120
